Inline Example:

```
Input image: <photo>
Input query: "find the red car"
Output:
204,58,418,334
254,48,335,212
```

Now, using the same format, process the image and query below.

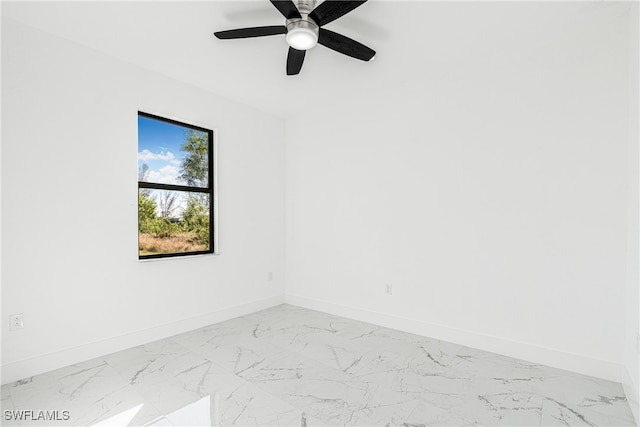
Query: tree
138,163,151,195
158,191,178,219
179,129,210,245
138,162,157,232
179,130,208,186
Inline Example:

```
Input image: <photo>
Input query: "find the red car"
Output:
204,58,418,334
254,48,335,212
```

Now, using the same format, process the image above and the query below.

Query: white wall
285,3,632,382
624,3,640,423
1,18,286,384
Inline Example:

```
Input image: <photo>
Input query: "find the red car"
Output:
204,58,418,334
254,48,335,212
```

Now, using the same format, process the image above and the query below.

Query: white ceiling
2,1,616,118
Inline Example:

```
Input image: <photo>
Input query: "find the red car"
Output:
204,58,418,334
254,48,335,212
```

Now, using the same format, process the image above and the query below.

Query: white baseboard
2,295,284,385
285,294,623,383
622,365,640,425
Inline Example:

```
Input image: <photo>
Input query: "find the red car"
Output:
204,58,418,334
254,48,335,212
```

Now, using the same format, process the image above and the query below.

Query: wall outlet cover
9,313,24,331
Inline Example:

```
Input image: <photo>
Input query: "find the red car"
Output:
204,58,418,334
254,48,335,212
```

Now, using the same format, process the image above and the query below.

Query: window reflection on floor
91,396,218,427
92,404,145,426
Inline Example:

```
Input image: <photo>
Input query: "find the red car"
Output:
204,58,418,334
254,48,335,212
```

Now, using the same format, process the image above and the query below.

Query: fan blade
318,28,375,61
270,0,301,19
287,47,306,75
214,26,286,39
309,1,367,26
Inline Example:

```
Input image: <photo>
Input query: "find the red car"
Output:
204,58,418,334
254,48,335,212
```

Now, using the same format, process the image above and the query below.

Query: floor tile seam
3,360,112,397
99,357,179,422
407,399,483,426
301,349,400,382
255,337,372,379
239,373,339,425
236,379,310,419
221,381,313,427
169,350,243,382
103,340,227,386
538,394,622,427
273,342,375,384
251,324,417,372
239,356,352,394
7,361,126,410
72,382,155,427
102,355,162,387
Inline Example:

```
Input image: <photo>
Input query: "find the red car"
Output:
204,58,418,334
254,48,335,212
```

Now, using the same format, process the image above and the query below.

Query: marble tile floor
1,304,636,426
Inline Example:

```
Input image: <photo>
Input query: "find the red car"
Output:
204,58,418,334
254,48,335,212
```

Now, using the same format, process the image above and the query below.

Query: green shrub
148,218,180,238
138,193,157,233
182,195,209,246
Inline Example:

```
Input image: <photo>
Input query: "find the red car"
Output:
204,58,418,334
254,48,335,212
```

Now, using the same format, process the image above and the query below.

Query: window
137,112,215,259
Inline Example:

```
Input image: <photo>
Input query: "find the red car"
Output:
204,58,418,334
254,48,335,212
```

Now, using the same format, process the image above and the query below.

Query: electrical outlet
268,272,274,281
385,284,393,295
9,313,24,331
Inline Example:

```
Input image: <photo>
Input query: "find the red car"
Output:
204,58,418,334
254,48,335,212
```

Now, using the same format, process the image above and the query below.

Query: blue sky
137,115,189,185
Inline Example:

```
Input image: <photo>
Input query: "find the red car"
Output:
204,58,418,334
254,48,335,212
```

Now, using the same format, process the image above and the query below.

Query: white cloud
147,165,181,185
138,149,177,163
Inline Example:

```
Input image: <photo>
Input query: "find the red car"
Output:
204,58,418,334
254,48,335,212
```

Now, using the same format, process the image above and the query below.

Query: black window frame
138,111,215,260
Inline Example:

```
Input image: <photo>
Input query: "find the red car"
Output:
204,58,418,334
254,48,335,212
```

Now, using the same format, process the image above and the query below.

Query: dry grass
139,232,207,255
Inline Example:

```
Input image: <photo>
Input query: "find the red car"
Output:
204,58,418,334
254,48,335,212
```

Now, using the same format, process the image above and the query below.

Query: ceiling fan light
286,28,317,50
286,19,319,50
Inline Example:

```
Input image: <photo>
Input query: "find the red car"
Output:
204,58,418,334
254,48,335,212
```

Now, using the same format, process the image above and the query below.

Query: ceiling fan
214,0,376,76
